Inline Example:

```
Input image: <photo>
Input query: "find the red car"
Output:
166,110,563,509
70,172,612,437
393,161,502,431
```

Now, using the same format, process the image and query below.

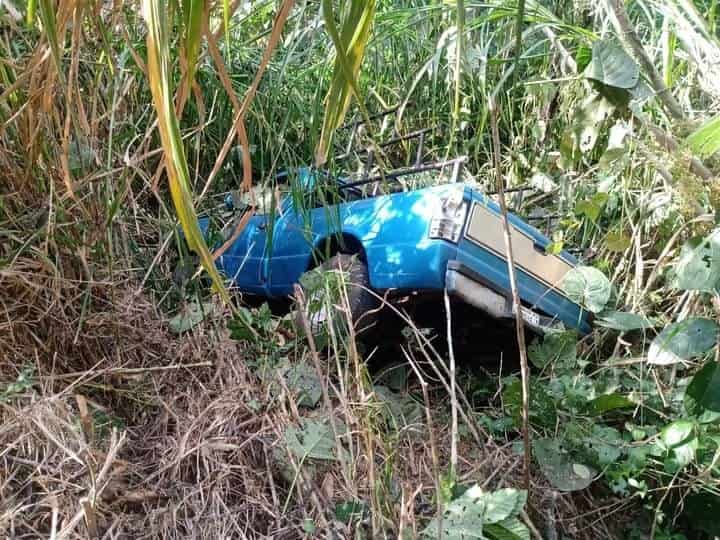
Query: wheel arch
307,232,368,271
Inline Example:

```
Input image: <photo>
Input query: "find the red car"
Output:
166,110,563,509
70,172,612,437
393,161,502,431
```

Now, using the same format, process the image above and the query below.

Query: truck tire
298,254,378,337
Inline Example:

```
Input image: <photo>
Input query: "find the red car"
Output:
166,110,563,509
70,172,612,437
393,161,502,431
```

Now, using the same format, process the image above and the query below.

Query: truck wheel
297,254,378,337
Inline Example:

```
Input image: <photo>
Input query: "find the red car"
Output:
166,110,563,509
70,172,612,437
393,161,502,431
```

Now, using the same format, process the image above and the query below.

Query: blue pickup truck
202,163,592,336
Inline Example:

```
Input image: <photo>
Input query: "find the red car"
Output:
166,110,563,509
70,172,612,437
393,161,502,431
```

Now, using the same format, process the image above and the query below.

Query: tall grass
1,0,720,536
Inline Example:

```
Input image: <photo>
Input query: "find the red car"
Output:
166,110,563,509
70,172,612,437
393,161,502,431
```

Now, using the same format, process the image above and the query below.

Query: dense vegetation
1,0,720,538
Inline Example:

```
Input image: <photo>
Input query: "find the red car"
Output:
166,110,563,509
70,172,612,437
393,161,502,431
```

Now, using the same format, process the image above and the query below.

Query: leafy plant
423,486,529,540
648,318,719,366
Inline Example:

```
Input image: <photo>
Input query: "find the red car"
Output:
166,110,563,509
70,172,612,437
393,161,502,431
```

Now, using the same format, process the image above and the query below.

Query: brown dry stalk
203,0,295,262
489,97,531,491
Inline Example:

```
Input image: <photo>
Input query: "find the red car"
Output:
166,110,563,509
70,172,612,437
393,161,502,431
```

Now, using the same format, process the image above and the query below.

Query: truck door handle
257,221,267,231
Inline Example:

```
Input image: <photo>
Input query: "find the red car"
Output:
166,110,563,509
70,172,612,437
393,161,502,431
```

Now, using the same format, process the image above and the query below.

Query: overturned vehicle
199,124,591,337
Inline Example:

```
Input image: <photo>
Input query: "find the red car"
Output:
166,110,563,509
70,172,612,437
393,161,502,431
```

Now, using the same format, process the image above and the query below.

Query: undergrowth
2,0,720,538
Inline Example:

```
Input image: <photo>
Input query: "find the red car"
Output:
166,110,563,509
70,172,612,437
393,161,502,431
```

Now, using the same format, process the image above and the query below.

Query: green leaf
302,519,316,533
605,231,632,253
659,420,697,467
373,385,423,429
562,266,612,313
281,363,322,408
180,0,205,92
503,379,557,429
575,192,609,222
559,95,616,167
283,420,347,462
142,0,232,306
586,425,623,466
334,500,366,524
596,311,654,331
316,0,376,165
533,438,595,491
528,331,576,369
485,517,530,540
674,231,720,292
423,486,528,539
584,39,640,89
687,114,720,158
587,393,634,416
648,318,719,365
574,44,592,71
483,489,527,524
168,301,214,334
685,361,720,414
423,484,486,538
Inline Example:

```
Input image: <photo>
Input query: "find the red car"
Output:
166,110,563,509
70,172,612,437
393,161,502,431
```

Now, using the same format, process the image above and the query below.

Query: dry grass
0,255,622,538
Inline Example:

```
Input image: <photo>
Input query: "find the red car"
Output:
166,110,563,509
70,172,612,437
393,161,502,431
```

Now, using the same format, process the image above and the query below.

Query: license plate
512,305,541,327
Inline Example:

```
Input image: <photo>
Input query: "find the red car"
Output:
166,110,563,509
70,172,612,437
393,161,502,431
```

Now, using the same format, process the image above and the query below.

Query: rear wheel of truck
296,254,379,338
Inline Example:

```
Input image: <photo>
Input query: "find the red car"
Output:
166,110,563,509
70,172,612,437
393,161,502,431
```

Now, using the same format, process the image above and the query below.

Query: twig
39,362,213,381
489,97,531,491
443,289,458,479
403,346,443,538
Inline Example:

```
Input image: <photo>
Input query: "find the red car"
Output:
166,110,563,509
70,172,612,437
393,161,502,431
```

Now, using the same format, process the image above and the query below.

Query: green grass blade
37,0,64,85
688,114,720,158
26,0,37,27
316,0,376,165
181,0,205,91
142,0,231,305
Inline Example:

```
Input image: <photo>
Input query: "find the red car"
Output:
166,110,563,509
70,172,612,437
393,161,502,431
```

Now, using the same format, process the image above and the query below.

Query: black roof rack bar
335,127,432,161
337,156,468,190
484,184,534,195
341,102,412,130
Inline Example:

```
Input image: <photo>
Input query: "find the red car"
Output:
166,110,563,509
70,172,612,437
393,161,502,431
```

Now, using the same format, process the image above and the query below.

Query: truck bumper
445,261,564,335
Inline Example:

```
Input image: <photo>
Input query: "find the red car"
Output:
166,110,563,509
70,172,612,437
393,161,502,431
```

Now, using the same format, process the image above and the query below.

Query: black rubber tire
297,254,378,336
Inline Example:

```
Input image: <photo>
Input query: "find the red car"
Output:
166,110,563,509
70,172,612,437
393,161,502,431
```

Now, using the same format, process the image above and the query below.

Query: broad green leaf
302,519,316,534
283,419,348,462
687,114,720,158
528,331,576,369
423,486,485,538
281,363,322,408
648,318,719,365
659,420,697,467
586,425,623,466
423,486,527,539
575,193,609,222
533,438,595,491
596,311,654,331
584,39,640,89
605,231,631,253
334,500,366,524
562,266,612,313
484,517,530,540
483,489,527,524
674,231,720,291
168,301,214,334
587,393,634,416
562,96,615,161
660,420,695,448
373,385,423,429
685,361,720,414
503,379,557,429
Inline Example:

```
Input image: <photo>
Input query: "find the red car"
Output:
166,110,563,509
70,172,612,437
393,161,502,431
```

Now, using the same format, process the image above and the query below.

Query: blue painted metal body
209,168,591,334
